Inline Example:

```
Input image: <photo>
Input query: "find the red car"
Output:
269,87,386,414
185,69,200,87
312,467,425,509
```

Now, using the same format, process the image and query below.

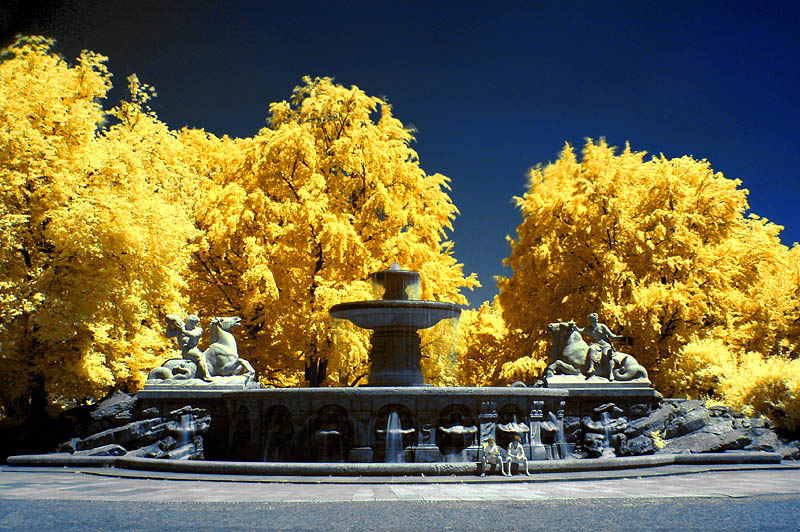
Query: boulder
74,444,127,457
659,428,752,454
744,427,780,452
624,434,655,455
85,391,138,434
593,403,624,417
77,418,165,450
584,433,605,458
664,403,710,438
624,403,677,439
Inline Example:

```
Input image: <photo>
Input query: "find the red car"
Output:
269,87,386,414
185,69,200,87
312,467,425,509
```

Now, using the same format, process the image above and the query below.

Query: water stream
385,411,404,463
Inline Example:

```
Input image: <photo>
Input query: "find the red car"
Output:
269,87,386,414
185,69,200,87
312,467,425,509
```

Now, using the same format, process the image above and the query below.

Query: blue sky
4,1,799,307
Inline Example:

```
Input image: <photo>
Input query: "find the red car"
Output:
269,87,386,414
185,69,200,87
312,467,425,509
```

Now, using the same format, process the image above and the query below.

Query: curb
6,451,784,477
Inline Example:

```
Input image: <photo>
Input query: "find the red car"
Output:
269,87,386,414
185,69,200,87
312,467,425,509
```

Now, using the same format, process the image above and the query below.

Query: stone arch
436,404,477,458
261,405,294,462
308,404,354,462
496,403,526,449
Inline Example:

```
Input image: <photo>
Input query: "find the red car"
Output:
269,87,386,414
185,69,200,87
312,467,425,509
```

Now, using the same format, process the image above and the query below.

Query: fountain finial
372,264,420,301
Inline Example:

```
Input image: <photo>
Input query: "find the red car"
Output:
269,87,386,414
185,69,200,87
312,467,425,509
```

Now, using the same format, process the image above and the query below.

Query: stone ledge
544,375,653,389
7,451,783,475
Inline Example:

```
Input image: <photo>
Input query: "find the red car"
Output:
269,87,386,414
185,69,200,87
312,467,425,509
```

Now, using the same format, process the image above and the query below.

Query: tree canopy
187,76,478,387
495,139,800,428
0,37,196,421
0,38,477,422
3,36,799,433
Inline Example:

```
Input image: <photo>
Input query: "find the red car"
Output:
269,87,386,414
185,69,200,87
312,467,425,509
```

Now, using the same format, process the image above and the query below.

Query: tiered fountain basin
329,300,461,387
330,264,461,387
136,265,660,465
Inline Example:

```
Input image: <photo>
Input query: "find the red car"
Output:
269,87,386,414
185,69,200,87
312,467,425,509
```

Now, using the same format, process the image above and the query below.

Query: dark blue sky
4,1,799,307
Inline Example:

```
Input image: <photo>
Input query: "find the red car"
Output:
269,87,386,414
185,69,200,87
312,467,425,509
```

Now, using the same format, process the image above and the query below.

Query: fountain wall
137,385,660,462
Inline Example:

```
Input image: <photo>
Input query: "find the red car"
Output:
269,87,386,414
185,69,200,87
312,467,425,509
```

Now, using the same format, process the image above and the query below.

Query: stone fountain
13,264,791,474
329,263,461,386
126,265,661,466
31,265,689,472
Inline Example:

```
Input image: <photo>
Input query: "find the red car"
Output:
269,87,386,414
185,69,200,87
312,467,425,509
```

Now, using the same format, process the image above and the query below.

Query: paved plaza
1,464,799,530
2,464,800,502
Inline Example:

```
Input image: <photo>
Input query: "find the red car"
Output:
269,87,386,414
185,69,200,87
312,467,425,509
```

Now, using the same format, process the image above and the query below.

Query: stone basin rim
329,300,463,312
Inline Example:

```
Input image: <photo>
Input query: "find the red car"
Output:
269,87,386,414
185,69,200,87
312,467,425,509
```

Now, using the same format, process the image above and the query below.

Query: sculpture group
544,312,648,382
147,314,256,385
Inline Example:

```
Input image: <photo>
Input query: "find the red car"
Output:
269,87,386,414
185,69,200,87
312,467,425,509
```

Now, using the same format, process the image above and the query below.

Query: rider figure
580,312,622,381
168,314,213,381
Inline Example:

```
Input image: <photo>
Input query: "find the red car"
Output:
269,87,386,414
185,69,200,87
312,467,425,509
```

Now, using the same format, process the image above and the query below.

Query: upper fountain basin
329,300,461,330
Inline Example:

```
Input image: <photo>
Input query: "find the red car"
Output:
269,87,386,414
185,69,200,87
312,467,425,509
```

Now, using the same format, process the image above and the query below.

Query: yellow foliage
677,338,800,431
185,76,478,387
456,298,544,386
497,139,800,428
0,37,196,420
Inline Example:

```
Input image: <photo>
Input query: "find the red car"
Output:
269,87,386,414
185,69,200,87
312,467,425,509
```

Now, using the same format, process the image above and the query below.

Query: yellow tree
188,77,478,387
0,37,196,422
456,298,541,386
497,140,800,409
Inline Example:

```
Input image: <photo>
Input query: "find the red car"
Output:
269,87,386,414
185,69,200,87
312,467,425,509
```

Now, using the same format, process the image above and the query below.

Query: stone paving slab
2,466,800,503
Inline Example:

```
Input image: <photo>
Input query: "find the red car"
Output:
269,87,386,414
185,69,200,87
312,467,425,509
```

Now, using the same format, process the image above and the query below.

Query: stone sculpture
544,313,648,382
147,314,256,386
203,316,255,381
480,437,507,476
56,392,211,460
579,312,621,379
506,435,531,475
165,314,212,380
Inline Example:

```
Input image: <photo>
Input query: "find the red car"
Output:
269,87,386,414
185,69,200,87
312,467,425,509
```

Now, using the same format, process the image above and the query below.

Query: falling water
174,413,194,460
601,411,615,458
548,412,569,459
530,420,547,460
385,411,404,463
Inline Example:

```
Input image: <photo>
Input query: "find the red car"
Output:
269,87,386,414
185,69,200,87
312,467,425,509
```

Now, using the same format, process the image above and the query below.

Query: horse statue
544,321,647,381
148,314,257,386
202,316,256,384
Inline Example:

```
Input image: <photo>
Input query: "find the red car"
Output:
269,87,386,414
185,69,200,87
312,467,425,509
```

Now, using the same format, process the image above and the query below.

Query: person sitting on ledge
506,435,531,475
480,437,507,476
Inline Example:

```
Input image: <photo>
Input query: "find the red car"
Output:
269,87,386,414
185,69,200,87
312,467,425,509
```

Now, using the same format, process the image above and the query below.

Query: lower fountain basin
137,385,662,463
329,300,461,330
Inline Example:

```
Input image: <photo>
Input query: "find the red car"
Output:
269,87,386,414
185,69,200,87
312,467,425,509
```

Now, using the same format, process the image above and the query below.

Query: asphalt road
1,496,799,531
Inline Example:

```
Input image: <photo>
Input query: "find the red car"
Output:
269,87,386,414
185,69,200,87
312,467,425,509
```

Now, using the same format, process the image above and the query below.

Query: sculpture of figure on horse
150,314,256,385
202,316,256,384
544,313,648,382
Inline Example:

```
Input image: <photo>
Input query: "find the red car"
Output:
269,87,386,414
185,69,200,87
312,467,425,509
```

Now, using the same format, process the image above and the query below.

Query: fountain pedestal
330,264,461,387
368,326,424,386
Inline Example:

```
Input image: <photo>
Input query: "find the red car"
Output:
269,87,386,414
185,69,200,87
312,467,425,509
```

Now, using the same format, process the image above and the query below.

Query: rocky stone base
568,398,800,460
56,391,211,460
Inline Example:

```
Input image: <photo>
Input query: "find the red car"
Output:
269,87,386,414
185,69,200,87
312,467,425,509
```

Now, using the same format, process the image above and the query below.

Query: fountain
10,266,791,475
97,266,662,467
329,263,461,386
